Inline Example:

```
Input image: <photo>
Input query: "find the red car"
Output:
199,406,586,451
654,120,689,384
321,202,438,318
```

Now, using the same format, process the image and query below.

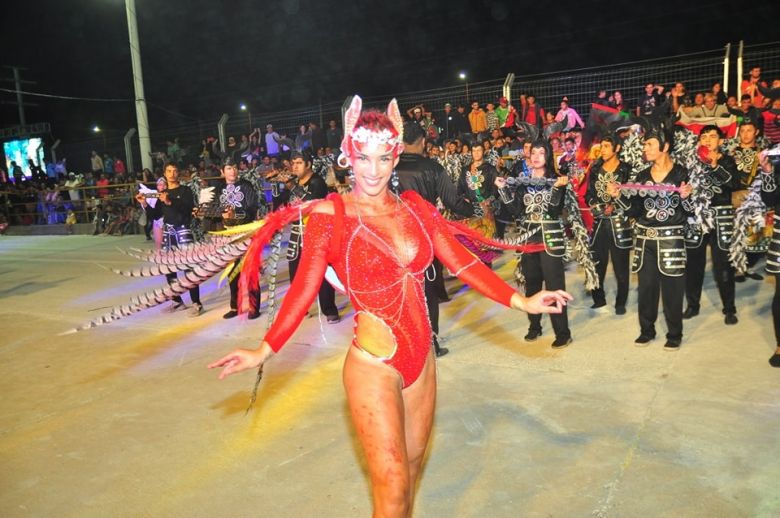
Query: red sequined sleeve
263,213,333,352
412,198,516,307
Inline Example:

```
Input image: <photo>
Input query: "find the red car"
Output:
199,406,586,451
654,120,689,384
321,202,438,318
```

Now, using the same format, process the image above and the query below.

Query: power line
0,87,131,102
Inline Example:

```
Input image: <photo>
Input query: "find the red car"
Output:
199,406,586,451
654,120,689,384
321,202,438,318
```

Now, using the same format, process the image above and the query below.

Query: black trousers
288,254,338,317
522,252,570,339
685,233,736,314
590,221,630,308
424,264,440,333
636,240,684,340
166,272,201,305
228,262,262,312
423,261,449,354
163,224,200,305
430,258,448,300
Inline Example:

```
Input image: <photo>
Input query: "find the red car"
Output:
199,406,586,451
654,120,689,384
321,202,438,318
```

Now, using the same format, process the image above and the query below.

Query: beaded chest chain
345,194,434,330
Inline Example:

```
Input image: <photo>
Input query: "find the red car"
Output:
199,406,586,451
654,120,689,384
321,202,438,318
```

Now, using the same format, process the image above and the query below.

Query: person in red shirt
523,94,545,129
742,66,768,109
113,157,126,175
95,174,110,198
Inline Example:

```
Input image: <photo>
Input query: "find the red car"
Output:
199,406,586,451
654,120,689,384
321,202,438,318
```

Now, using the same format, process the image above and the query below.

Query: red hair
353,110,398,135
346,110,402,158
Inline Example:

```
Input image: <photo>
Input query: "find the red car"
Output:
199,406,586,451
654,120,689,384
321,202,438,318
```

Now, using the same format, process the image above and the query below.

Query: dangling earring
337,153,349,169
391,169,400,190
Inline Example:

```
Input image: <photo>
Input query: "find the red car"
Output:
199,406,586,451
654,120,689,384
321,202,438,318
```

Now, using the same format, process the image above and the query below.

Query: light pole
459,71,469,102
240,103,252,132
125,0,152,171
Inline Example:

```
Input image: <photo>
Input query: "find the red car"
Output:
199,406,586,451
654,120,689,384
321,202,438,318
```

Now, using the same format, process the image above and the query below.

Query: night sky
2,0,778,170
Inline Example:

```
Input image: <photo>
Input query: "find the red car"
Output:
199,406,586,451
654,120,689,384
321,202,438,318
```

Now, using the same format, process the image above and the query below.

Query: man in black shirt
608,129,693,349
586,136,633,313
216,158,261,320
683,126,742,325
286,151,340,322
326,120,343,151
635,83,664,117
135,162,204,316
396,122,474,357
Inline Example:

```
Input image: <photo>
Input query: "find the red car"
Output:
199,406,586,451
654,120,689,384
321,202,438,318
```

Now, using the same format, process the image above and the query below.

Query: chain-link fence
65,42,779,171
742,41,780,86
510,48,728,119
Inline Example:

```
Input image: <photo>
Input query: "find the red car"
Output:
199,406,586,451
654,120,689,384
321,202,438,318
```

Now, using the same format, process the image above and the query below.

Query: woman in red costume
209,96,572,517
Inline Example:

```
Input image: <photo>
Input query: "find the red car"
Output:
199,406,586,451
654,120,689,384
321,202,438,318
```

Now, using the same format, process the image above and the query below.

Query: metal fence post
218,114,229,154
124,128,137,173
722,43,731,96
51,139,61,165
341,96,354,131
737,40,744,96
503,73,515,104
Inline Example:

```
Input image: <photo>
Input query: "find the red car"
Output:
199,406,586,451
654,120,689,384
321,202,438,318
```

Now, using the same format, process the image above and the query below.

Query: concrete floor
0,235,778,517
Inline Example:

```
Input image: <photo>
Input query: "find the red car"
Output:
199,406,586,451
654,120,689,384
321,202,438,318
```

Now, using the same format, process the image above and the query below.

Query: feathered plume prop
729,176,767,272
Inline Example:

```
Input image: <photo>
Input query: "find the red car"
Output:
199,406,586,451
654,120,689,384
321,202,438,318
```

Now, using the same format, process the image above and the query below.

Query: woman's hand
208,342,274,380
511,290,572,314
554,176,569,188
494,176,507,189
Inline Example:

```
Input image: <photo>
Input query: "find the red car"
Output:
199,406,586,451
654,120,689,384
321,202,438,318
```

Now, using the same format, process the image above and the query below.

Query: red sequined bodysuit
264,191,517,387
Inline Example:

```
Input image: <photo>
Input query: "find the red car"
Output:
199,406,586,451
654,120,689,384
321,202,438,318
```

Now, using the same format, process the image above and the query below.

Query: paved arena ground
1,235,778,517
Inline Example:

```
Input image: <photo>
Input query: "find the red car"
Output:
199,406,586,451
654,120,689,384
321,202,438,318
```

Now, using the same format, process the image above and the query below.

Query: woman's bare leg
401,349,436,506
344,347,411,518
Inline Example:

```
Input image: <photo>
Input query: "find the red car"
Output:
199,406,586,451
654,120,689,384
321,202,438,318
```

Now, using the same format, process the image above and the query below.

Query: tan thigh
401,349,437,468
343,347,409,493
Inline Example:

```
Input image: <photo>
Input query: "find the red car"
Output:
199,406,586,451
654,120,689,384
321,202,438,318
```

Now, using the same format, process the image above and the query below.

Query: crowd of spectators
1,65,778,235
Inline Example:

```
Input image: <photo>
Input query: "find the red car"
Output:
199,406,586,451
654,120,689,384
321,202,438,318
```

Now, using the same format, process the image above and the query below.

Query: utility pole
1,66,38,127
12,68,26,126
125,0,152,171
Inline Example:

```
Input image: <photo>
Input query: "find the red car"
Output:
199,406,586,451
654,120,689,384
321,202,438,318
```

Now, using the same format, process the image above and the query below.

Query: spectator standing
762,98,780,145
453,103,471,138
90,151,104,174
612,91,626,112
636,83,663,117
96,174,110,198
712,82,728,105
554,98,585,131
295,124,312,152
437,103,457,141
167,138,182,165
742,66,767,109
213,135,243,164
326,120,342,150
468,101,487,134
309,121,327,153
523,95,545,129
103,154,114,175
495,97,510,127
668,82,690,116
114,157,126,175
485,102,499,132
265,124,283,158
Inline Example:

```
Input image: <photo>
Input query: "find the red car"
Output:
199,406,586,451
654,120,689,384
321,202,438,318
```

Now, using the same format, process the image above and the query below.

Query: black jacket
215,179,258,225
145,185,194,227
395,153,473,217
